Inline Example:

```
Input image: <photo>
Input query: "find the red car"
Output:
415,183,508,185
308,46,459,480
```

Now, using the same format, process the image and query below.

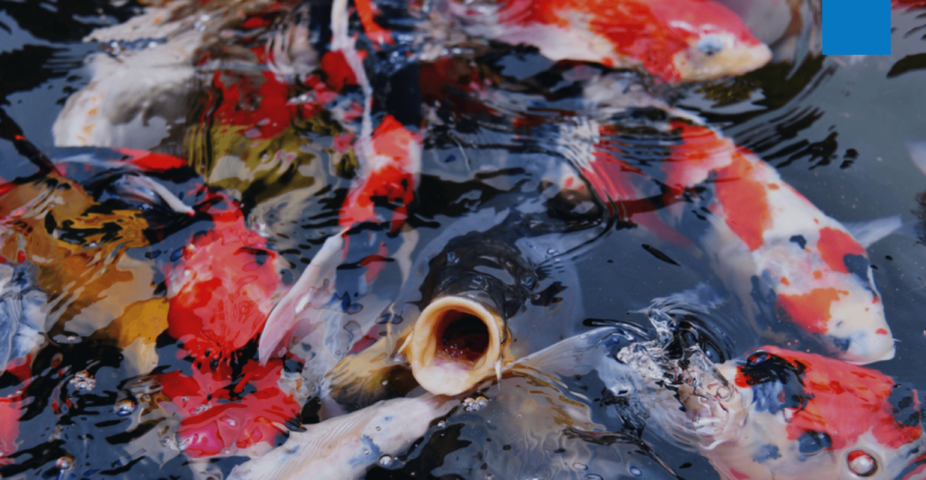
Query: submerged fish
0,263,46,376
632,346,926,480
230,327,669,479
658,123,895,364
438,0,772,82
167,193,286,363
612,297,925,480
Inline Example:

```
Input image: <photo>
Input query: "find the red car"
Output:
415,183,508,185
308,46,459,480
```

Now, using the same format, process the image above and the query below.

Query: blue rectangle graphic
823,0,891,55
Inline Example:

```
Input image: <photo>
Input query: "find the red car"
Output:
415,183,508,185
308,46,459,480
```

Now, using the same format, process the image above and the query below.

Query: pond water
1,0,926,478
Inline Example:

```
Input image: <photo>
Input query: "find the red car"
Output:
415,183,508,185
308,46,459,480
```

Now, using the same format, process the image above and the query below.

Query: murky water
2,0,926,478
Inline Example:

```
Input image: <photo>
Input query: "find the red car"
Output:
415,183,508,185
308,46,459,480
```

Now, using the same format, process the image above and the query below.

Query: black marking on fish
752,444,782,463
790,235,807,250
797,431,832,455
843,254,875,295
739,351,810,415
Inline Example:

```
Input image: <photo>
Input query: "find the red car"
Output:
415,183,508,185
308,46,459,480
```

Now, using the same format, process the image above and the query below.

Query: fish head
648,0,772,81
774,225,895,365
696,346,924,480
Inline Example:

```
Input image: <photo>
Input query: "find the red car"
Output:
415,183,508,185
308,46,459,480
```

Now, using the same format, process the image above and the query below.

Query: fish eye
697,35,725,56
848,450,877,477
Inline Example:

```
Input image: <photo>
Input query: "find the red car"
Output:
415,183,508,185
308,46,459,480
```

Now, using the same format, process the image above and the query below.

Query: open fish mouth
406,295,506,396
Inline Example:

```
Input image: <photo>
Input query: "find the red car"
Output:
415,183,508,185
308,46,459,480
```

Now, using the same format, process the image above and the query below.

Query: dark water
1,0,926,478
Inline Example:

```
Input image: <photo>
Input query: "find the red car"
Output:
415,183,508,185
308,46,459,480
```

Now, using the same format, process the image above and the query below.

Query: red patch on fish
816,227,867,275
775,288,841,335
491,0,763,82
354,0,394,45
664,123,734,194
750,347,924,451
321,51,360,91
339,115,419,232
158,359,300,458
0,357,33,464
212,70,292,139
714,151,772,251
115,149,188,172
168,197,282,361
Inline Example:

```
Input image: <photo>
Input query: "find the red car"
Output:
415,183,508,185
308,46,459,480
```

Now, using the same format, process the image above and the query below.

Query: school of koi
1,0,926,479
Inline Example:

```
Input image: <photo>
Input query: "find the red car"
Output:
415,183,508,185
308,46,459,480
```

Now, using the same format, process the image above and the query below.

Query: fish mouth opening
436,310,490,365
407,296,506,396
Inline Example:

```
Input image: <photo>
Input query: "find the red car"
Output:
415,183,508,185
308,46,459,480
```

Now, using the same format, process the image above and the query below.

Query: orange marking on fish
780,277,790,286
813,270,823,279
354,0,394,45
664,123,733,193
714,151,771,251
817,227,867,275
492,0,765,82
87,107,98,117
767,183,780,190
758,347,924,450
776,288,842,335
339,115,420,232
876,328,889,335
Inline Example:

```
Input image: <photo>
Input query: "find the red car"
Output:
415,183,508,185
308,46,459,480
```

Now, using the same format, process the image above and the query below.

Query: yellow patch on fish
107,298,169,374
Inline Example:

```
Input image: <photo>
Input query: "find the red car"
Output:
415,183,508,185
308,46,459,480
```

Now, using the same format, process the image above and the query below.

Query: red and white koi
437,0,772,82
167,193,286,362
676,347,924,480
656,123,895,364
153,357,302,459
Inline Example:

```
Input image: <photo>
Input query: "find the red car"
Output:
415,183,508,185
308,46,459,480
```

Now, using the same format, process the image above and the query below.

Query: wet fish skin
0,264,47,375
693,347,924,480
438,0,772,82
227,394,457,480
166,193,286,363
232,327,634,480
660,123,894,364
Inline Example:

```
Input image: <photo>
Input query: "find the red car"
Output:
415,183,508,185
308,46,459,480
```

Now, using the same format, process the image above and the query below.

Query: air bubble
463,395,489,412
56,457,73,470
378,455,393,467
115,399,135,416
629,466,642,476
69,370,96,391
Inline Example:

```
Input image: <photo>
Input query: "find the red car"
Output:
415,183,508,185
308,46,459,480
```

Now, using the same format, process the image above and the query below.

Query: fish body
689,347,924,480
0,264,46,375
232,327,655,480
167,195,285,362
150,357,302,459
443,0,772,82
661,123,893,364
227,394,456,480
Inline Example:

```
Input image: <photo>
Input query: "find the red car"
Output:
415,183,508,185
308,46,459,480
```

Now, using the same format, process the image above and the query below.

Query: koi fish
149,357,302,459
231,327,670,480
0,356,32,465
611,294,924,480
0,263,47,375
699,347,924,480
440,0,772,82
167,194,285,362
257,114,421,364
658,123,896,364
52,0,284,149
